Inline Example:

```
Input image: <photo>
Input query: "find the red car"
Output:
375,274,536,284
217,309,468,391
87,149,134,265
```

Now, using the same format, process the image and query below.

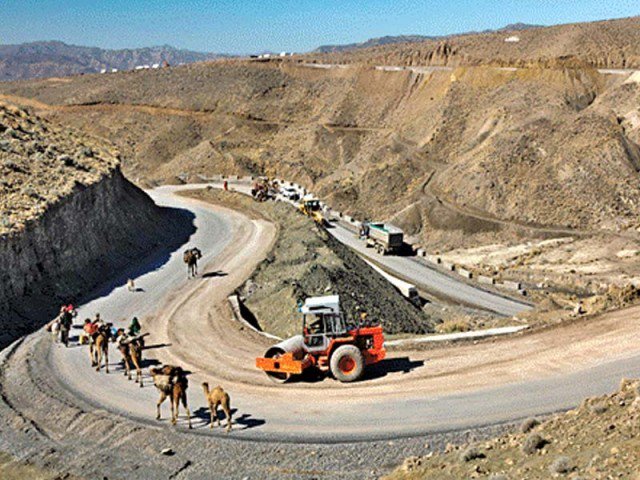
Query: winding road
2,183,640,478
11,184,640,436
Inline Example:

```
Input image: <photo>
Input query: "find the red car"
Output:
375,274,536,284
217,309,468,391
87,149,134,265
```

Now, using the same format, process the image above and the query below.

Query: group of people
49,305,143,353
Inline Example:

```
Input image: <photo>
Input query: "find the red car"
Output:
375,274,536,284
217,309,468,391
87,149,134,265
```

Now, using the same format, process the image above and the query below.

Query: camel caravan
47,246,235,432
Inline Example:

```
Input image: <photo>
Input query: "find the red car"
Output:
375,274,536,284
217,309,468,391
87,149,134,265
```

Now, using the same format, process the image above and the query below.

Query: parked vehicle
255,295,386,383
280,186,301,201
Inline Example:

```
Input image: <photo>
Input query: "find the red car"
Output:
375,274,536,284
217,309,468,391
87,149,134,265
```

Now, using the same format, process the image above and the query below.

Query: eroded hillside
2,56,640,253
0,104,193,348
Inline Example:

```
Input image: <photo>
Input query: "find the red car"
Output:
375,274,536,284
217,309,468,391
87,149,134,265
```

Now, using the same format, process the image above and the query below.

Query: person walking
58,306,73,347
128,317,142,337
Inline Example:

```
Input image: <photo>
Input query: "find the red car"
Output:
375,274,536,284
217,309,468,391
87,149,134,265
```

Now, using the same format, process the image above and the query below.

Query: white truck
364,222,404,255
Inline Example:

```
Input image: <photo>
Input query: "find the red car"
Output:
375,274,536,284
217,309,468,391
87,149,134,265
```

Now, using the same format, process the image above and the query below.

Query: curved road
209,180,532,317
1,184,630,445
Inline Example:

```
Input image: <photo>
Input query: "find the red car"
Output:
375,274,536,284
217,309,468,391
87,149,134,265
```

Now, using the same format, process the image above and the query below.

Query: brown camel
150,365,192,428
202,382,232,432
117,330,147,387
91,326,110,373
183,247,202,278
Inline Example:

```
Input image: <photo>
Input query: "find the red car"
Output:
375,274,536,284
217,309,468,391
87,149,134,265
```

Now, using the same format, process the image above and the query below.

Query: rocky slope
0,104,193,348
0,41,228,81
387,378,640,480
4,57,640,251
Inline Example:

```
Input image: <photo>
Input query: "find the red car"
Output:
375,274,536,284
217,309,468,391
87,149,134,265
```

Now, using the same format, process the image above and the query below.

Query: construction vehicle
251,177,277,202
363,222,404,255
298,197,326,226
255,295,386,383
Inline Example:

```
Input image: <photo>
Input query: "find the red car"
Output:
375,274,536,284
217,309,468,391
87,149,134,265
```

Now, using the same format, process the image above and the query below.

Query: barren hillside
304,16,640,69
387,378,640,480
0,104,192,347
2,18,640,255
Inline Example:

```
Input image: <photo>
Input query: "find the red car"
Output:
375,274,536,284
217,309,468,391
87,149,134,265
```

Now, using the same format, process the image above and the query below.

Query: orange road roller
256,295,386,383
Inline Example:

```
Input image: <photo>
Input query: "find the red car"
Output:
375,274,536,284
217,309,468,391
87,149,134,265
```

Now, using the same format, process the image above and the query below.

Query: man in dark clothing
58,307,74,347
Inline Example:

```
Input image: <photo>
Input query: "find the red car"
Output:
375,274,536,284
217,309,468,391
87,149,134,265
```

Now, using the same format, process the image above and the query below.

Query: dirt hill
312,24,542,54
387,378,640,479
3,55,640,253
183,188,434,338
304,16,640,69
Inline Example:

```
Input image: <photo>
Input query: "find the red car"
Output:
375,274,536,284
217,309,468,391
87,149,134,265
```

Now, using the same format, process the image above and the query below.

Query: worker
223,180,228,191
128,317,141,337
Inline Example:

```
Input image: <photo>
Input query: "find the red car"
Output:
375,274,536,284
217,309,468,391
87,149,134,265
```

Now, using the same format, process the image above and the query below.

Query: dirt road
2,184,640,477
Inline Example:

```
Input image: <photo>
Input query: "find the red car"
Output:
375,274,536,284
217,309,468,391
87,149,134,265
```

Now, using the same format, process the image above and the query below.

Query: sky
1,0,639,54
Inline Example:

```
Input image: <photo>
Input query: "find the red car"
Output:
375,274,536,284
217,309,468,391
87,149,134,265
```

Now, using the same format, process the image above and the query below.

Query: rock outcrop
0,104,193,348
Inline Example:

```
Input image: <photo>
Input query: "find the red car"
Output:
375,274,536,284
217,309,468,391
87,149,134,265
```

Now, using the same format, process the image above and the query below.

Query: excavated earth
184,188,434,338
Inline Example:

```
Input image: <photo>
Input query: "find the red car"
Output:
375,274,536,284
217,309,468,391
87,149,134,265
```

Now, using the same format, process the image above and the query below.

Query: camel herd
62,245,233,432
82,326,233,432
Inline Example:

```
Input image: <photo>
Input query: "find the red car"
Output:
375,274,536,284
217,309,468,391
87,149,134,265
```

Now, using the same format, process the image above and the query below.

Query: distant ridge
313,23,542,53
0,41,232,81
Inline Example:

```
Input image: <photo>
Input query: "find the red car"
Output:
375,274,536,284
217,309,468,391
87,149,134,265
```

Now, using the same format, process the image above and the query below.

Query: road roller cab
255,295,385,383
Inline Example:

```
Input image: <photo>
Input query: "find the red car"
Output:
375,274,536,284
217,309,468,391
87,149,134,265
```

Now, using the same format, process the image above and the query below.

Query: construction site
2,7,640,480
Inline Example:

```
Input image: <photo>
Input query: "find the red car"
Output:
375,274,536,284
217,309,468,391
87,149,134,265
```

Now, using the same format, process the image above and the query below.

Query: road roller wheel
264,350,291,384
330,345,364,383
266,371,291,383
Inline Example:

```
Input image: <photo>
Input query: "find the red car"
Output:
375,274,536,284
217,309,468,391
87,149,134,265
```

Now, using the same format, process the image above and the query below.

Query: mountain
497,22,543,31
313,23,542,53
0,41,230,81
314,35,439,54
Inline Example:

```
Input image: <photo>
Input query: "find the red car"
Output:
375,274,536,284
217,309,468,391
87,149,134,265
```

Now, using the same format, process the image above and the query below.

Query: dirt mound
182,189,433,338
387,378,640,479
0,103,118,235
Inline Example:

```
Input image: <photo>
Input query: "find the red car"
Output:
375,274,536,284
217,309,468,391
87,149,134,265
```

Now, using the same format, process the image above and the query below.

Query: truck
255,295,386,383
364,222,404,255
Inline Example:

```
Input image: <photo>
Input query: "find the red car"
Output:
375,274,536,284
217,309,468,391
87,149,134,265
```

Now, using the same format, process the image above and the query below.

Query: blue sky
1,0,639,53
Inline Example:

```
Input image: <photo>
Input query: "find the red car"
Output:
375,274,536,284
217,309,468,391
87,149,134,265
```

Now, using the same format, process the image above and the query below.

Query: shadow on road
202,271,228,278
362,356,424,381
143,343,172,351
192,407,266,431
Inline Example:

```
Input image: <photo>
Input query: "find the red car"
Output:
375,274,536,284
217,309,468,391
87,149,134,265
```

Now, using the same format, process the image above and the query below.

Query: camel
117,330,147,387
202,382,232,432
183,248,202,278
91,326,111,373
150,365,192,428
